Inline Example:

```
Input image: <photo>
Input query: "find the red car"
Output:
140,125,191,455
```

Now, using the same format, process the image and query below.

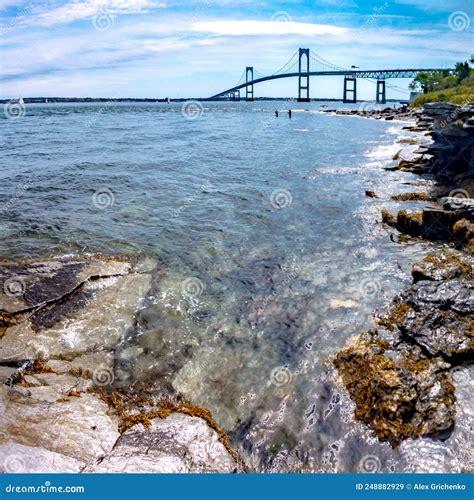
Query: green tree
454,61,470,83
409,72,436,93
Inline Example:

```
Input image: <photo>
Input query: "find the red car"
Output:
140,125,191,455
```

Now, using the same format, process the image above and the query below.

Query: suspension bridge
209,48,448,103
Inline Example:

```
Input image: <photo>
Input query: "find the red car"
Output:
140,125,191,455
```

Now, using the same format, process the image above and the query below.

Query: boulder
423,102,458,117
365,190,379,198
334,335,455,445
0,374,120,468
84,413,238,473
396,279,474,359
412,252,473,283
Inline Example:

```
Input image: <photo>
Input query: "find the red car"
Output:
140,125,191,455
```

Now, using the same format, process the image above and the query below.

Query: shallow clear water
1,101,469,472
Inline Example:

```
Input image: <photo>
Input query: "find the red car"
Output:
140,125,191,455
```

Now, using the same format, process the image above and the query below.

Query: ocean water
0,101,469,472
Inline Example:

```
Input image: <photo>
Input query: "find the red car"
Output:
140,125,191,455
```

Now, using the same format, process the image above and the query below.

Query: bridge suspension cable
253,69,266,79
271,49,299,75
208,47,448,100
235,68,247,87
310,52,346,72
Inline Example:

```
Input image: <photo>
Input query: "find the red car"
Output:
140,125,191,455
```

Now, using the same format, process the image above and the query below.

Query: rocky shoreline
0,102,472,473
0,257,243,473
334,102,473,447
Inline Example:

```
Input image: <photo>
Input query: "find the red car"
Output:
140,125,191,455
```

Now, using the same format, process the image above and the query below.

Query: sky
0,0,472,100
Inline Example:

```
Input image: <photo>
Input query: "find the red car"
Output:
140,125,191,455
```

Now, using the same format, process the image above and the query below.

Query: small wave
365,143,399,161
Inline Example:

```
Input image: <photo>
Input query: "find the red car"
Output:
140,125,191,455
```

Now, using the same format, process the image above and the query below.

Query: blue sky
0,0,472,99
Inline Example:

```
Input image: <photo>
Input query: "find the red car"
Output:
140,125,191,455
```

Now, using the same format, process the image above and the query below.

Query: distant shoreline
0,97,403,104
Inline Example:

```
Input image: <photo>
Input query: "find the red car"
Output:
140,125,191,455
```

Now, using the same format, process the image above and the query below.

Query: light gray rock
0,273,151,363
85,413,238,473
0,376,120,465
0,442,84,473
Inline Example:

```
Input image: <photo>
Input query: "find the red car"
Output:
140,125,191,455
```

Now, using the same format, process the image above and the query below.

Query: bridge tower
343,76,357,103
376,79,386,104
246,67,254,101
298,48,310,102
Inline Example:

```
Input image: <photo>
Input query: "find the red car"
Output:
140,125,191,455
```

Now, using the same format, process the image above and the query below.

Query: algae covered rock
334,335,455,445
411,251,473,283
453,219,474,251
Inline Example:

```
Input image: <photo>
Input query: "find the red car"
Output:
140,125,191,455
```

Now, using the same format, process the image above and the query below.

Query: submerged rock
0,256,242,473
365,190,379,198
0,257,130,315
0,257,151,363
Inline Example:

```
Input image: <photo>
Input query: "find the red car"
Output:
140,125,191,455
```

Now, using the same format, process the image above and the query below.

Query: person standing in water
275,110,279,117
288,110,292,119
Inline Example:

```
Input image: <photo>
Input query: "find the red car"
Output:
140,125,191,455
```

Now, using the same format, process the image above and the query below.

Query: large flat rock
0,258,130,314
84,413,238,473
0,259,151,363
0,373,120,468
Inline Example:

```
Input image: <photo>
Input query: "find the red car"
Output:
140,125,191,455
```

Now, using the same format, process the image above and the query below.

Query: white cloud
15,0,166,27
191,20,350,37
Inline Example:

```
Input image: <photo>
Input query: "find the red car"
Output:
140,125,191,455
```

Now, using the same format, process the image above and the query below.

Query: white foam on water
365,142,400,161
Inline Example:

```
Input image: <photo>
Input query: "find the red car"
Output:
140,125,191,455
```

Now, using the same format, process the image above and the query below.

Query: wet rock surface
334,335,455,445
335,250,472,444
379,103,474,251
323,104,417,122
0,257,241,473
335,100,474,445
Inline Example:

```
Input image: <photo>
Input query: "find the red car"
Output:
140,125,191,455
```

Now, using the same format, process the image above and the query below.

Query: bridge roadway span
209,68,445,101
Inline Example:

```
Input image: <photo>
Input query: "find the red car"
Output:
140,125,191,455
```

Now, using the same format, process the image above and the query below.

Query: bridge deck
210,68,447,100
